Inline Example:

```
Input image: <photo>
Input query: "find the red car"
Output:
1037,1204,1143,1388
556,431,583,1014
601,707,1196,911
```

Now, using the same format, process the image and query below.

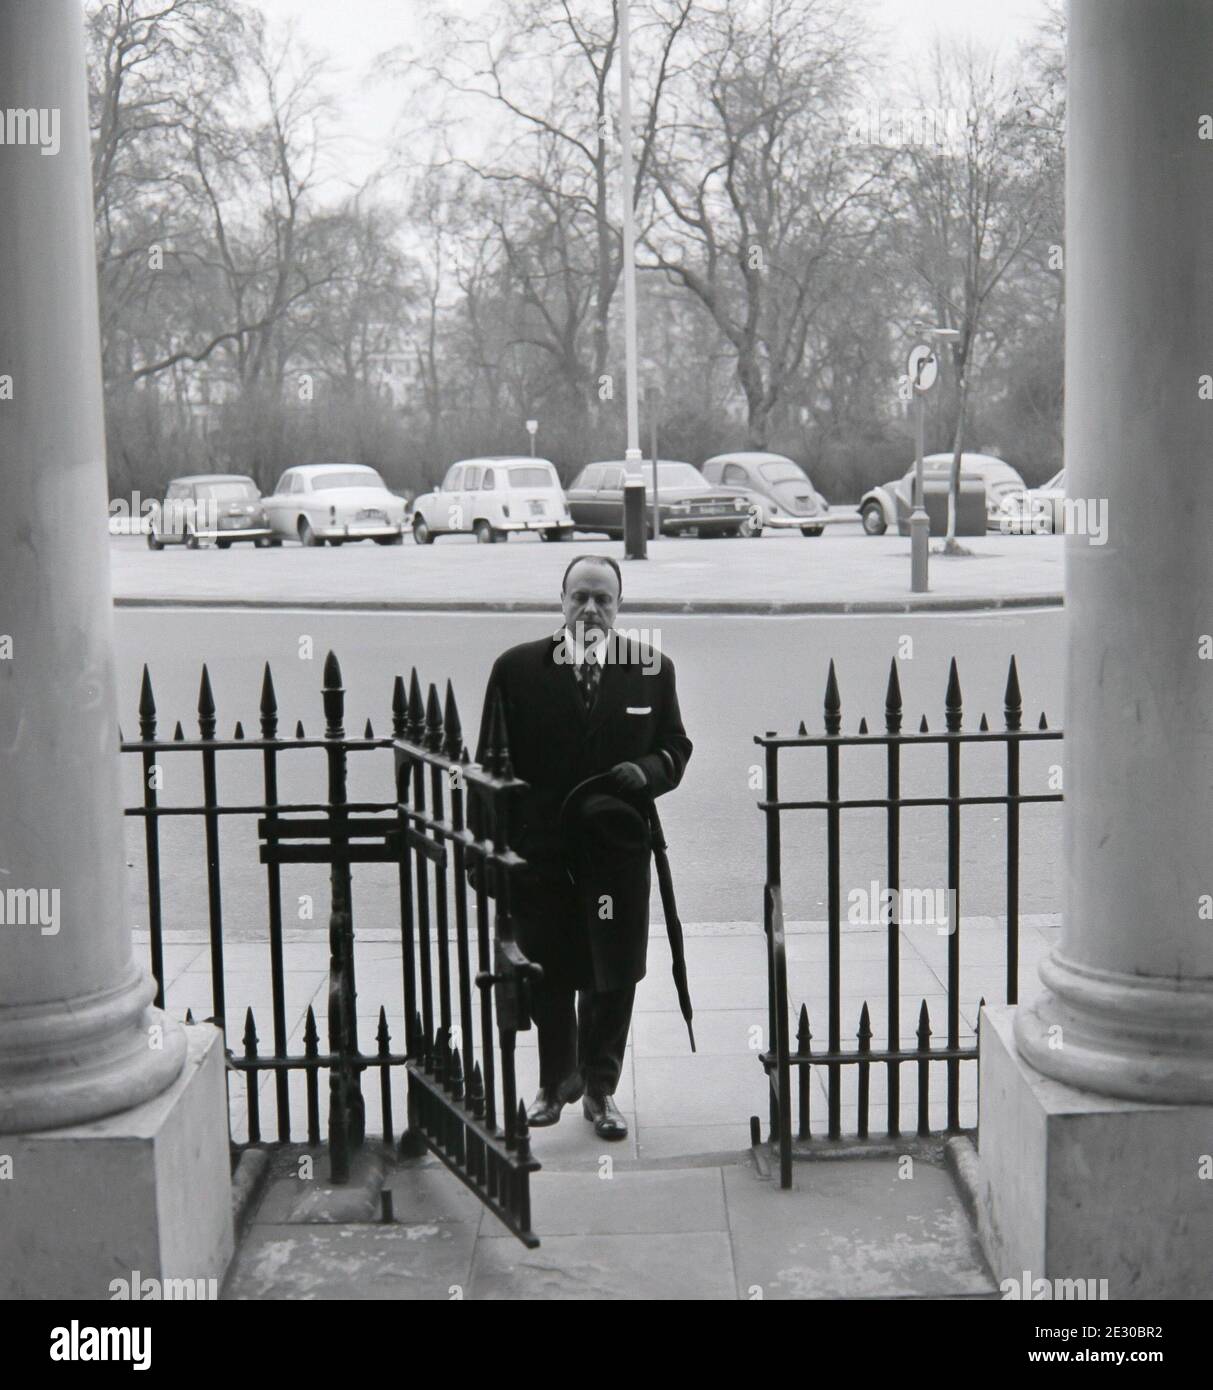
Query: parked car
410,457,573,544
859,452,1026,536
700,451,830,537
147,474,273,550
565,460,751,537
262,463,407,546
997,468,1065,534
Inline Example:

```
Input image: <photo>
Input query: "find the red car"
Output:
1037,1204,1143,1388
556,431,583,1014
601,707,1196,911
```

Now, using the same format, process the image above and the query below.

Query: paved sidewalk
222,1142,997,1300
145,914,1061,1161
110,531,1063,613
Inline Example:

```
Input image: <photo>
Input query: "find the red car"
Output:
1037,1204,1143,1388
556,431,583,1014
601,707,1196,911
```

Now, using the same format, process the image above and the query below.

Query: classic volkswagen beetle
700,451,830,537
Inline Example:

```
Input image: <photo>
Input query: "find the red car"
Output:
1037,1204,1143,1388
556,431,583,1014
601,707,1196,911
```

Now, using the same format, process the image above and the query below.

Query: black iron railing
755,656,1062,1187
122,654,541,1244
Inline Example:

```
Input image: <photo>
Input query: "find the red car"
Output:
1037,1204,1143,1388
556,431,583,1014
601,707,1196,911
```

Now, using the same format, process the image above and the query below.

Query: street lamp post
908,322,960,593
619,0,642,474
525,418,538,456
646,381,661,540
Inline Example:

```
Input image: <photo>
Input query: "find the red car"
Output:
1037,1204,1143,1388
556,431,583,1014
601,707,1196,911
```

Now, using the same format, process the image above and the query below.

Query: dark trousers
532,977,636,1096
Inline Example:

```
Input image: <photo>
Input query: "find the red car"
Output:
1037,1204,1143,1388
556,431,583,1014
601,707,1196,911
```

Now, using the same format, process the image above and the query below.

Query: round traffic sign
907,344,938,392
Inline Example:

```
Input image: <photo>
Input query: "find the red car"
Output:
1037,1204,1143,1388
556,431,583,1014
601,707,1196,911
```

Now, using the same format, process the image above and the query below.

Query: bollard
623,479,648,560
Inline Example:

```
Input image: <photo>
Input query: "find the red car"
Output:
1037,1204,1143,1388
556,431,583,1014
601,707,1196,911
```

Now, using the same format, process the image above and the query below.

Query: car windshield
758,461,808,485
508,467,555,488
310,470,385,491
195,481,258,503
624,463,710,492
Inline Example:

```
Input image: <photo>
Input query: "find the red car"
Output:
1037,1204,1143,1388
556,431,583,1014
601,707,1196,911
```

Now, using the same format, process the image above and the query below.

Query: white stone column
0,0,188,1132
1013,0,1213,1102
973,0,1213,1299
0,3,232,1299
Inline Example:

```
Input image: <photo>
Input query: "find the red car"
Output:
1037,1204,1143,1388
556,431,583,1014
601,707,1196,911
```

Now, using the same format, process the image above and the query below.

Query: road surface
114,606,1065,936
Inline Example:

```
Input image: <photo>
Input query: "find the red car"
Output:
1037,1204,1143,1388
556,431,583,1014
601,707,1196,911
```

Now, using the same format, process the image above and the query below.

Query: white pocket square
626,706,652,715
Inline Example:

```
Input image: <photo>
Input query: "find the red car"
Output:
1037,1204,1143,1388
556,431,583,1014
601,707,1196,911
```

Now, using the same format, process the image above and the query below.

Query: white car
410,457,573,544
998,468,1066,534
860,452,1026,535
262,463,407,546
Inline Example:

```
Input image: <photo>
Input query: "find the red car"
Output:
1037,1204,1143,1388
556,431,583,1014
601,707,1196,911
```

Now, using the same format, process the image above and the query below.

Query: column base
973,1006,1213,1299
0,966,188,1132
1015,951,1213,1104
0,1024,234,1299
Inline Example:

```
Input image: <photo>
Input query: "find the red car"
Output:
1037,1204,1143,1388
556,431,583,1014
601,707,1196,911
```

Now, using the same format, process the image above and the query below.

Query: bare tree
896,38,1057,549
641,0,882,446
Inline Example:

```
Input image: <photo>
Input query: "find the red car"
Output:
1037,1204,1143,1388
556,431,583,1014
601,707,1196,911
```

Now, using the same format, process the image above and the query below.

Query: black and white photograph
0,0,1209,1346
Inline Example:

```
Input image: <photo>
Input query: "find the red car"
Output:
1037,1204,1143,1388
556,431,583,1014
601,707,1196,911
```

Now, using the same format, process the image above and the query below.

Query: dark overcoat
472,629,693,991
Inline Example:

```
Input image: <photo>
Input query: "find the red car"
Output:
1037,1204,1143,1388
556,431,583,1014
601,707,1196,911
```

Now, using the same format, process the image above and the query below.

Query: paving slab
525,1168,727,1236
224,1222,478,1300
722,1159,996,1299
470,1230,738,1300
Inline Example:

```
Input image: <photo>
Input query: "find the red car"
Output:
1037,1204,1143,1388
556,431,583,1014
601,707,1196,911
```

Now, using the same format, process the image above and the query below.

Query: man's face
562,559,620,638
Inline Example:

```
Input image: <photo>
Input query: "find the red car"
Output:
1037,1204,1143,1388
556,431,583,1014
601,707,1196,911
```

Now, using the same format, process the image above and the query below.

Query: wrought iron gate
754,655,1063,1187
122,651,542,1245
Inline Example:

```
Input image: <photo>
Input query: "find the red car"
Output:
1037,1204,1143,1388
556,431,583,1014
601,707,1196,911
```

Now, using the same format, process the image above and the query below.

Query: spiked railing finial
392,675,407,739
197,666,216,739
944,657,963,732
884,659,902,733
322,651,345,737
260,662,279,739
1004,656,1023,731
443,679,463,759
138,665,157,740
424,683,444,752
823,660,841,735
407,669,425,741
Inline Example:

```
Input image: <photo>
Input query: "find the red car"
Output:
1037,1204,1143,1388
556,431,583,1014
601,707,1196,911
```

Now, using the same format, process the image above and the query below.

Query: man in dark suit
473,555,692,1139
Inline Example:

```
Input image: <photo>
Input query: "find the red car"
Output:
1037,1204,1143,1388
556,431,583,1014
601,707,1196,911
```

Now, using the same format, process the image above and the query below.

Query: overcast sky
253,0,1054,194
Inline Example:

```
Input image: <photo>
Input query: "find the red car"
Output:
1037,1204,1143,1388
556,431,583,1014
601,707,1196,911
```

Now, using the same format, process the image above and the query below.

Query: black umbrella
559,773,696,1052
648,803,696,1052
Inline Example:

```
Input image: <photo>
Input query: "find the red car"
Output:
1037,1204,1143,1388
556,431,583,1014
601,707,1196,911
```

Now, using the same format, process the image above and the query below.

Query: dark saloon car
565,460,751,537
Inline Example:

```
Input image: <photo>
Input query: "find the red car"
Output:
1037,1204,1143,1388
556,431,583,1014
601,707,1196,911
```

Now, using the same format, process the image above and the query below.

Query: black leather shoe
583,1091,628,1140
526,1073,584,1127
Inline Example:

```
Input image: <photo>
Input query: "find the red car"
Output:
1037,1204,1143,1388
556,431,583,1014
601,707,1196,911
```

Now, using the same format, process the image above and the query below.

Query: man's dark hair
561,554,622,599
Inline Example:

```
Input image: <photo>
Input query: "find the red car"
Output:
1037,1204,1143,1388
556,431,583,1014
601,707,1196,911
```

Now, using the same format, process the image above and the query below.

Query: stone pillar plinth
1013,0,1213,1099
975,1009,1213,1299
0,1026,234,1300
0,0,232,1291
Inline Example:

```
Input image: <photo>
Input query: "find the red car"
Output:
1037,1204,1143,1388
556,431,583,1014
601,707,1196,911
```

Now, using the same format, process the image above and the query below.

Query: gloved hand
610,761,648,792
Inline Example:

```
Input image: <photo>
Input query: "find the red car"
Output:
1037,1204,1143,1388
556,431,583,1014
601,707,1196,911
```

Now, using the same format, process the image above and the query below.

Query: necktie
576,658,601,712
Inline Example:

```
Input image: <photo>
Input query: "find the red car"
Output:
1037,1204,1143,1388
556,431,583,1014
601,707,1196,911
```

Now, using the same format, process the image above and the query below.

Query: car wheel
412,517,434,545
254,536,271,549
298,517,319,547
540,528,569,542
860,503,887,536
146,530,164,552
329,539,344,547
184,527,200,550
474,520,495,544
800,525,824,538
216,539,231,550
